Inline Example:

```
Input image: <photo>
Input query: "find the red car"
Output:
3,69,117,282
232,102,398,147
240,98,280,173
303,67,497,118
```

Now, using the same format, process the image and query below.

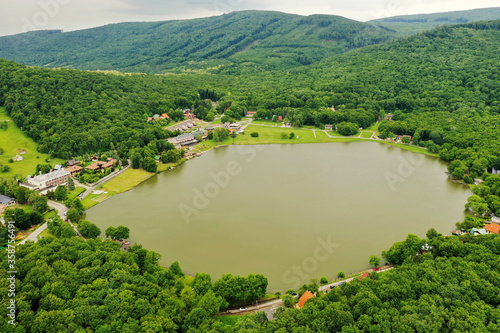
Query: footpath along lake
87,142,471,291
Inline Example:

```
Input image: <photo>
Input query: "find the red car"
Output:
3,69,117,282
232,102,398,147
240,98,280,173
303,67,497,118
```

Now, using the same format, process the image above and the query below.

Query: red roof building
298,290,315,308
359,272,370,280
484,223,500,234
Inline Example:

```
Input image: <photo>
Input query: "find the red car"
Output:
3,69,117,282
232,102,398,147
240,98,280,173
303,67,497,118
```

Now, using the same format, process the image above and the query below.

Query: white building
24,169,71,191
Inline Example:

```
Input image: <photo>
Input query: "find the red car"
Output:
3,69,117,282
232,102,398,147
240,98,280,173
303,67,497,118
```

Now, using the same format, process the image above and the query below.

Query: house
222,122,230,129
13,155,23,162
67,159,80,167
484,223,500,234
85,158,117,172
325,124,333,130
298,291,315,308
66,165,83,176
278,116,283,121
147,117,153,122
359,272,370,280
0,195,16,214
186,113,197,120
24,169,70,191
159,113,170,120
230,123,241,130
54,164,63,171
386,113,393,121
170,133,197,147
470,227,489,236
246,111,256,117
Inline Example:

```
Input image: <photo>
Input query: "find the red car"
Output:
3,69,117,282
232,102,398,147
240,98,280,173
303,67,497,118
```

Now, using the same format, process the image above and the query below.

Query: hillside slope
369,7,500,36
0,11,393,73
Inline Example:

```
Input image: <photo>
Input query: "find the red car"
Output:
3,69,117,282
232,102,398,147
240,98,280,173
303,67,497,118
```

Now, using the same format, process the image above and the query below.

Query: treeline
0,234,267,332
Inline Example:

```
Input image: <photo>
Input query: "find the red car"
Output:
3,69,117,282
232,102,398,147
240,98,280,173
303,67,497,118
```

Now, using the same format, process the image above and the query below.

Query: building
470,227,489,236
13,155,23,162
359,272,370,280
298,291,315,308
168,133,198,148
0,194,16,213
159,113,170,120
325,124,333,130
246,111,256,117
484,223,500,234
191,129,208,139
67,159,80,167
230,123,241,130
25,169,70,191
54,164,63,171
85,158,117,172
66,165,83,176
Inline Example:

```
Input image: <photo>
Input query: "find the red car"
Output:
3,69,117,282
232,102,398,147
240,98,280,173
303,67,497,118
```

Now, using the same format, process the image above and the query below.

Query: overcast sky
0,0,498,37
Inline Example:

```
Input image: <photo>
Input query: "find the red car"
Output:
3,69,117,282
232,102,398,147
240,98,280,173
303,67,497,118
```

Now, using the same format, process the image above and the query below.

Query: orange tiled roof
359,272,370,280
298,290,315,308
484,223,500,234
65,165,83,173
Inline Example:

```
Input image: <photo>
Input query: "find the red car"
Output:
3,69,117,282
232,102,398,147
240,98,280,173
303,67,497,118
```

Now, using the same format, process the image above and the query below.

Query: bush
281,132,288,139
289,132,295,139
337,271,345,279
320,277,328,285
250,132,259,137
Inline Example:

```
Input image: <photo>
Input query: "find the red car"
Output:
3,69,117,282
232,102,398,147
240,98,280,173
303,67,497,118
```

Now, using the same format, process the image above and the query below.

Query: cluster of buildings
168,120,198,132
21,169,71,191
168,130,208,148
147,113,170,122
452,221,500,236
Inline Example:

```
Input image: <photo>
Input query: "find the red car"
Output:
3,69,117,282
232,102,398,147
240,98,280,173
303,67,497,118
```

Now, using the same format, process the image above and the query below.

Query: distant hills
0,8,499,74
0,11,393,73
369,7,500,36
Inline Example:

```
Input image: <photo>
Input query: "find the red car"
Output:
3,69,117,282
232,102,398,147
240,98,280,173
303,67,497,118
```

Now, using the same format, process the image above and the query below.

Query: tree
337,122,359,136
33,196,48,214
250,132,259,137
131,152,142,169
67,177,75,191
54,186,68,201
231,131,237,144
67,208,81,222
320,277,328,285
105,225,130,240
142,156,157,173
337,271,345,279
281,132,288,139
369,255,381,268
77,220,101,239
289,132,295,139
401,136,411,144
282,295,294,308
193,272,212,296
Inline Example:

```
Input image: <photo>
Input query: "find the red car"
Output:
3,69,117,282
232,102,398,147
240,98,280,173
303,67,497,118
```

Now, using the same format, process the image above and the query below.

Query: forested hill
0,11,393,73
369,7,500,36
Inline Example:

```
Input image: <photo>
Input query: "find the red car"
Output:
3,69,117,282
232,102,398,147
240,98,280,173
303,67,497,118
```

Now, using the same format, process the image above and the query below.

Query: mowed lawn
99,168,154,193
235,125,361,144
0,107,65,178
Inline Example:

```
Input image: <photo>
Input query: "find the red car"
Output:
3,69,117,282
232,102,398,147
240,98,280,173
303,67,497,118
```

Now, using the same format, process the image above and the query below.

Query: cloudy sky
0,0,498,36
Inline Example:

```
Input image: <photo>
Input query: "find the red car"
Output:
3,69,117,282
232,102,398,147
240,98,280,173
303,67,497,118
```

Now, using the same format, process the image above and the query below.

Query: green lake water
87,142,471,291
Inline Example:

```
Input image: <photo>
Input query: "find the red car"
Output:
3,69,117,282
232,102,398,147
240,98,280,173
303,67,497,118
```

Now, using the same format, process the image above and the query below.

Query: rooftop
298,290,315,308
29,169,70,182
0,194,15,205
484,223,500,234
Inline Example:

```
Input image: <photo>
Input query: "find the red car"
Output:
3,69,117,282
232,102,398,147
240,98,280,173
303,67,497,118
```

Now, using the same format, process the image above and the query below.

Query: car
291,292,297,296
239,307,247,311
329,285,337,289
63,212,67,216
373,267,380,271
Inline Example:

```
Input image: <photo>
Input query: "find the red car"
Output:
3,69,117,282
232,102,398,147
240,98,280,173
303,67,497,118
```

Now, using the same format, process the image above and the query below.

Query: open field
99,168,154,193
0,107,65,179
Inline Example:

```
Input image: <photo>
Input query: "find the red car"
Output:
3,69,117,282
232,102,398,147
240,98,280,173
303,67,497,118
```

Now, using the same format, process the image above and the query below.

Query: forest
0,11,394,73
1,11,500,332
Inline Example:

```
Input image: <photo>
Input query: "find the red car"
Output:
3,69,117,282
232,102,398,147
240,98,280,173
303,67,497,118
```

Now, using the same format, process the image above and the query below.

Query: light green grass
99,168,154,193
235,125,346,144
67,187,86,201
360,131,374,138
215,315,243,326
39,227,54,239
0,107,65,179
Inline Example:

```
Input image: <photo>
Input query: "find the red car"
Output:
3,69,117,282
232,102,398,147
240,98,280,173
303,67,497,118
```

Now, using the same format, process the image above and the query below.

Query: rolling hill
368,7,500,36
0,11,393,74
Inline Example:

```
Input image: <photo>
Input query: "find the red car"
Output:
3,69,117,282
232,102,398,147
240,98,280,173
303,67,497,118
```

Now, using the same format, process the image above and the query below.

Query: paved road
227,266,395,317
19,222,47,245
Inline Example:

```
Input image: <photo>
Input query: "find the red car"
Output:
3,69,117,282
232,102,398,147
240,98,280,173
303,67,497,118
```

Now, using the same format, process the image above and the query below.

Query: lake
86,142,471,291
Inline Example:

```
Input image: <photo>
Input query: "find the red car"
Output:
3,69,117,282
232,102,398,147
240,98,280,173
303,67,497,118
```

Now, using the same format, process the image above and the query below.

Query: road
226,266,394,318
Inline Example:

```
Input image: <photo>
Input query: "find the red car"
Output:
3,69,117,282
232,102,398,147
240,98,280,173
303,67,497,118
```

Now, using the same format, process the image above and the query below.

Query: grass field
99,168,154,193
360,131,374,138
214,315,242,326
0,107,65,179
67,187,86,201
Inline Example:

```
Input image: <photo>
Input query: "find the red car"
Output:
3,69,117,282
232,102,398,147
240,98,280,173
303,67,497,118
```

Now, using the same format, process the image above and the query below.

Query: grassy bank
0,107,65,178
